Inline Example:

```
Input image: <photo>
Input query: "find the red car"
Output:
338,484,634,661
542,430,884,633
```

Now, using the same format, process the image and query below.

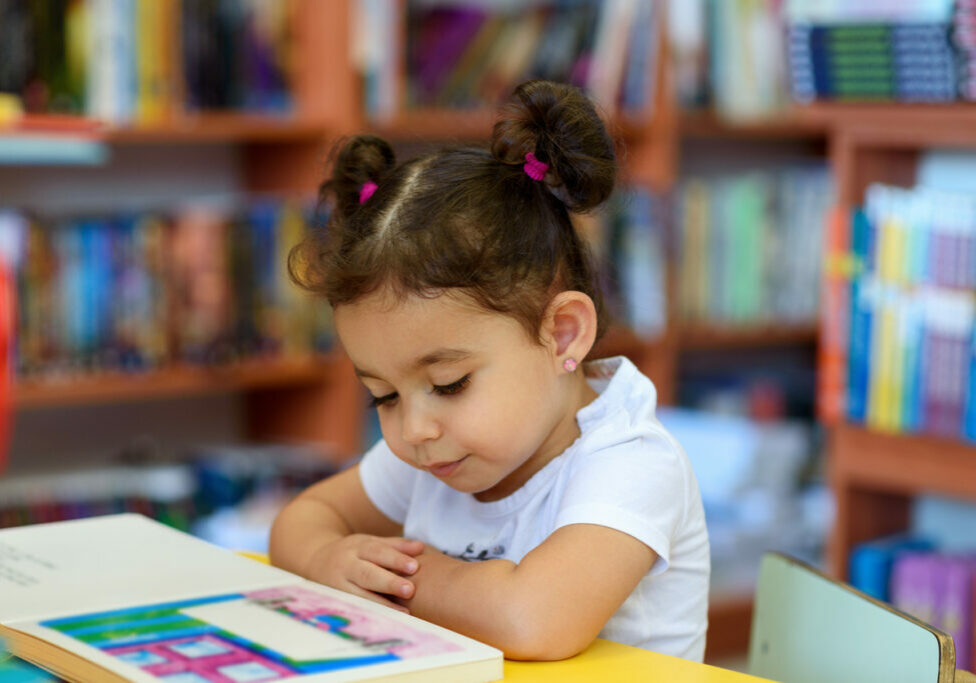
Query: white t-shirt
358,355,710,661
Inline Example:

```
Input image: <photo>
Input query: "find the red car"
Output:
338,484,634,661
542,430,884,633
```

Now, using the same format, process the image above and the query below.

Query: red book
0,260,13,474
818,205,851,423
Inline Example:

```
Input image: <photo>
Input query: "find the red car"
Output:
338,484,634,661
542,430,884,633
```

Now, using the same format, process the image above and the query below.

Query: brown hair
289,80,617,345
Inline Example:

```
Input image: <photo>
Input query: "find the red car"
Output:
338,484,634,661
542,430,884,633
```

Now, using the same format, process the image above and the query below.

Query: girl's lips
428,456,466,478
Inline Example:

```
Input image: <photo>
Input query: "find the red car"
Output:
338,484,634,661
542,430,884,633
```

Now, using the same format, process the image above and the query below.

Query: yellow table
4,643,770,682
504,638,770,682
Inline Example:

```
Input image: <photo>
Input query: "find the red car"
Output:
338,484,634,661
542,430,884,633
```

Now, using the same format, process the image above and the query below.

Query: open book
0,514,502,682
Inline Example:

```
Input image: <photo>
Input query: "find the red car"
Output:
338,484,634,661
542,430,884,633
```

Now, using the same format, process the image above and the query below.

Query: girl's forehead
335,290,537,374
336,288,492,327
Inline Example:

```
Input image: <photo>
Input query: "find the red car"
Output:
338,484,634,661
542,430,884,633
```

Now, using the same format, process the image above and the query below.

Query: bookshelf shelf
103,115,329,144
1,114,103,136
679,104,976,145
14,355,343,409
679,322,819,350
678,109,829,139
2,115,329,144
371,108,497,141
804,103,976,146
831,423,976,499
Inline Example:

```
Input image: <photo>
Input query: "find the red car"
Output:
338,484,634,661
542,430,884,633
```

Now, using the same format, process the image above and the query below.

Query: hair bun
323,135,396,217
490,80,616,212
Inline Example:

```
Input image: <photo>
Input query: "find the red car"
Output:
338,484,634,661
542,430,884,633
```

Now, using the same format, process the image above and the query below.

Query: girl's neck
474,369,599,503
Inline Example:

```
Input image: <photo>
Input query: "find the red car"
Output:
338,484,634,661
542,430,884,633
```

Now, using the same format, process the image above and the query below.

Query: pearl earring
563,358,578,372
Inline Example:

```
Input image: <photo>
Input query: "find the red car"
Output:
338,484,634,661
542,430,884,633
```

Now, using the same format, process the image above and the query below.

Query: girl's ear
541,291,598,367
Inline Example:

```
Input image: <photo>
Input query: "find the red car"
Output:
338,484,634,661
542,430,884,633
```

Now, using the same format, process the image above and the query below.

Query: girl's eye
369,392,398,408
433,374,471,396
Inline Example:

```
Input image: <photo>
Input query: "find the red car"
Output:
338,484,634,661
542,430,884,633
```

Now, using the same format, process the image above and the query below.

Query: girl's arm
402,523,657,660
269,465,424,611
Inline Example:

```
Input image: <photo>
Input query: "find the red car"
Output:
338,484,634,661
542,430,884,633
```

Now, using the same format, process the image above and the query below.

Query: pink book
936,556,976,672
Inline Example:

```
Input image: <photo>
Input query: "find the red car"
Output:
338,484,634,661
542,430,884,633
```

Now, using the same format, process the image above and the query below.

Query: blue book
964,326,976,441
849,534,935,602
902,296,924,432
848,210,872,423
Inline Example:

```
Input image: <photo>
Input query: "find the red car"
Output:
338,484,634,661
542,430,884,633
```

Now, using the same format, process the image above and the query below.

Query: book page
0,514,294,623
11,583,501,682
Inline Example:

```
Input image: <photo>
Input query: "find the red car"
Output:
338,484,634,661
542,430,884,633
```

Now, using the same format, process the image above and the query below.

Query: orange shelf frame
14,355,342,409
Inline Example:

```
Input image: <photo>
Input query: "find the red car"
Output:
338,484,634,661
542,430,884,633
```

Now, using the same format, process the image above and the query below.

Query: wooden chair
749,552,976,683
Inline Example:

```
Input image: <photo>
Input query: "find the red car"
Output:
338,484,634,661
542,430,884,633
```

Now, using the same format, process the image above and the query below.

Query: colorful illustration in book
40,585,461,681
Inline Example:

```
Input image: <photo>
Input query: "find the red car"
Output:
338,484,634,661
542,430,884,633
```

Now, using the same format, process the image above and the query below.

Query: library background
2,0,976,671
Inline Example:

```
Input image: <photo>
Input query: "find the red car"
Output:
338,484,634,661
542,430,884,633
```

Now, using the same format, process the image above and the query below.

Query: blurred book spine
887,550,976,672
666,0,789,120
0,0,295,124
785,0,964,103
676,167,833,326
0,199,333,379
579,187,668,339
956,0,976,101
820,183,976,441
0,444,338,538
356,0,659,120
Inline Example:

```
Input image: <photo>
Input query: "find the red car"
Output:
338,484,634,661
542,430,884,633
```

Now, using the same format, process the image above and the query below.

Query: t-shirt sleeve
357,439,418,525
554,435,690,575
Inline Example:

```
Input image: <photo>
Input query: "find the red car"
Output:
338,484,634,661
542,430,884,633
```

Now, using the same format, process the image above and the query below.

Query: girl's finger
362,541,421,575
353,559,416,600
380,537,425,555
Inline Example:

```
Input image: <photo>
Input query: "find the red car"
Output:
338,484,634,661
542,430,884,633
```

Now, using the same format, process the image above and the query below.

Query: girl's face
334,289,583,502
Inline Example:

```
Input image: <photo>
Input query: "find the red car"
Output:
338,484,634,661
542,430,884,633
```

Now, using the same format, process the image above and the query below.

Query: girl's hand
305,534,425,612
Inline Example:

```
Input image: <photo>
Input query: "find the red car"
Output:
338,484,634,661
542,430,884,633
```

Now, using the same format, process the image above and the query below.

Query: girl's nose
400,400,441,445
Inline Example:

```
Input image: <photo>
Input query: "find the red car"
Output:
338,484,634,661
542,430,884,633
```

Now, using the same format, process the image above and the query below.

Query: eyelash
368,374,472,409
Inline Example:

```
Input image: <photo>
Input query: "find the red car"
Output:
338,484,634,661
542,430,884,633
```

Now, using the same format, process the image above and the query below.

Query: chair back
748,552,958,683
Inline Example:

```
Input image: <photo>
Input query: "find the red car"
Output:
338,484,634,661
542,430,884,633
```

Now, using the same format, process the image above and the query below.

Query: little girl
269,80,710,662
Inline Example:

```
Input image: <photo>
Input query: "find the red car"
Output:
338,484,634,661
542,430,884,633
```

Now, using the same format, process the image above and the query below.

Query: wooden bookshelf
821,106,976,584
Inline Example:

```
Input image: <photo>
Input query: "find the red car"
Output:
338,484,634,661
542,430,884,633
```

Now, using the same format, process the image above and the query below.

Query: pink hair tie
523,152,548,181
359,181,378,204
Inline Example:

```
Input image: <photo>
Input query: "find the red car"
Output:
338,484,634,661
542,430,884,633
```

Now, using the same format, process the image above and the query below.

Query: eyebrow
353,348,473,380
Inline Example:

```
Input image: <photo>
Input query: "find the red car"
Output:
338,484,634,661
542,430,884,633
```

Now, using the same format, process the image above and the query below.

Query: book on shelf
788,23,957,103
676,167,832,328
821,183,976,441
0,514,503,682
709,0,789,121
848,533,935,602
784,0,969,102
888,549,976,672
576,187,667,339
1,199,333,380
0,0,295,124
358,0,658,119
